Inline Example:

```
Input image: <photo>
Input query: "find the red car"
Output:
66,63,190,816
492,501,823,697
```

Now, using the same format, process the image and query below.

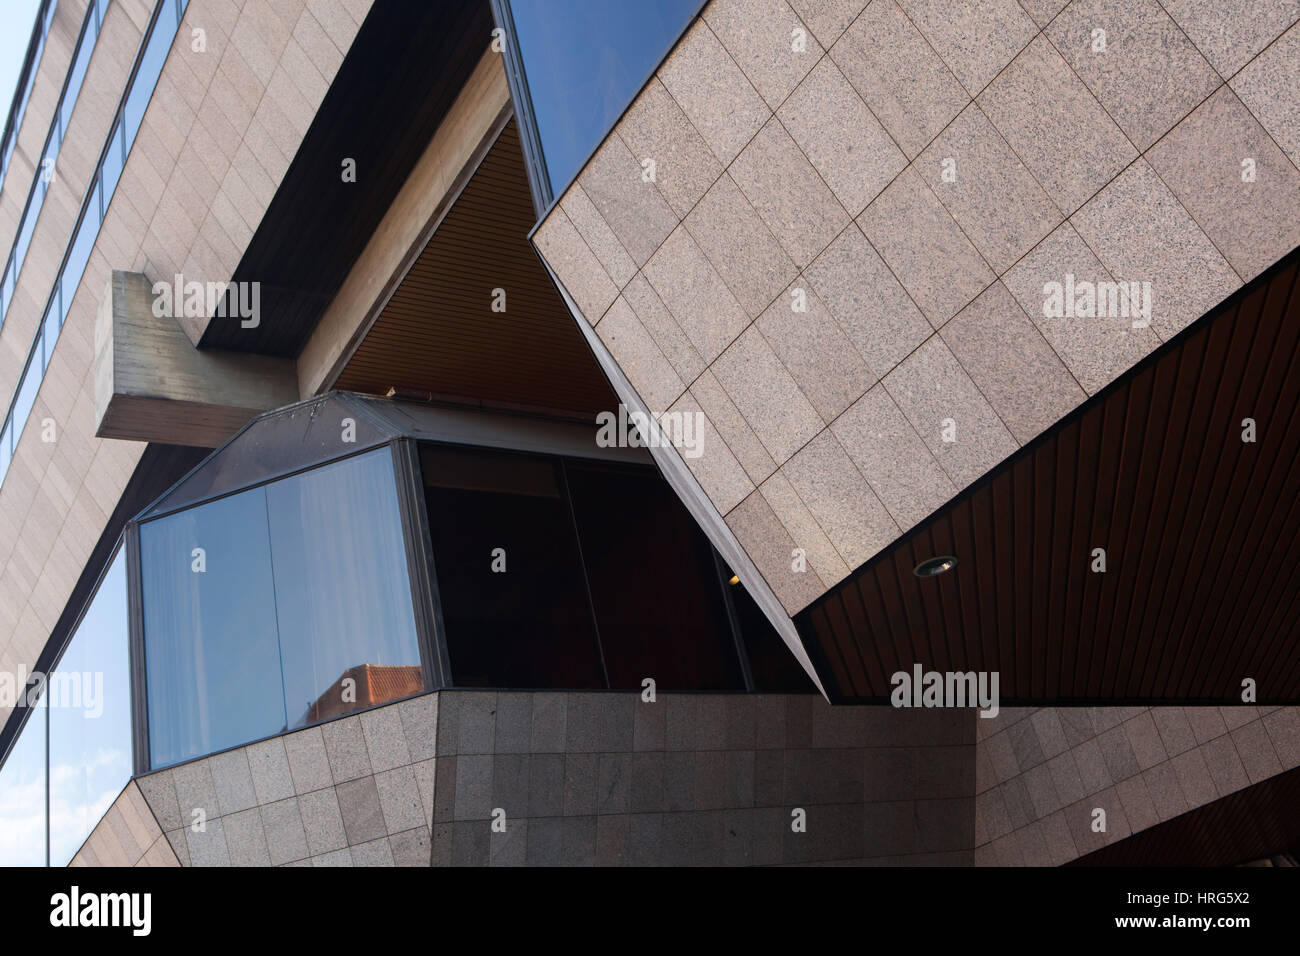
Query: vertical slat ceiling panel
796,250,1300,703
336,121,617,417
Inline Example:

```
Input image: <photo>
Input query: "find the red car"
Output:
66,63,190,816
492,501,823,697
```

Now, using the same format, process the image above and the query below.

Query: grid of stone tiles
973,704,1300,865
431,690,975,866
0,0,374,736
134,693,438,867
70,780,180,867
534,0,1300,615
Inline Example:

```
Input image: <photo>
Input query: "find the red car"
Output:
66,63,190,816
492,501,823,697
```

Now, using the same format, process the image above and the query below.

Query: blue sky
0,0,44,136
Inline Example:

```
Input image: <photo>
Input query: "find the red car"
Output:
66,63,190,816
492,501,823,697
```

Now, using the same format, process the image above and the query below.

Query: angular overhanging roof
797,248,1300,703
137,391,649,521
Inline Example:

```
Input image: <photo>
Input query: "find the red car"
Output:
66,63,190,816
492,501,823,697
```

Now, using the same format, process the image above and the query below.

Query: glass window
265,451,423,728
141,448,423,767
42,301,59,370
122,14,175,156
12,355,41,439
3,258,14,312
15,198,37,274
565,460,744,690
727,571,817,693
509,0,701,196
0,697,47,866
100,124,125,205
141,485,287,768
0,423,11,485
421,444,605,689
60,205,99,316
60,23,97,137
48,551,133,867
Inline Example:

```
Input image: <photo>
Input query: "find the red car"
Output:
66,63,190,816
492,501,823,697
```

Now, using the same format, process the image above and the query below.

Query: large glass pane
12,352,41,439
60,21,97,137
266,449,423,727
48,551,132,866
122,15,174,155
510,0,701,196
422,444,605,688
15,197,38,273
141,486,287,768
0,423,11,485
565,460,744,690
60,204,99,314
141,447,424,767
100,124,125,205
0,698,47,866
726,569,816,693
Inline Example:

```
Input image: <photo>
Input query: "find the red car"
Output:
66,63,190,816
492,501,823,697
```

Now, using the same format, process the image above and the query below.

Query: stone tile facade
533,0,1300,620
0,0,374,734
69,781,179,867
973,705,1300,865
430,690,974,866
131,694,436,867
77,694,1300,866
113,691,979,866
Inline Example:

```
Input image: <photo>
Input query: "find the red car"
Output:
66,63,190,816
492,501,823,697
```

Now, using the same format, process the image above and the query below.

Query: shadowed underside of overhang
333,121,617,418
797,249,1300,703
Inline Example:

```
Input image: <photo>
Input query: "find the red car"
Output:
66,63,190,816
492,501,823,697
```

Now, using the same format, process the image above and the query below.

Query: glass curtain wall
0,696,46,866
421,443,778,692
140,447,424,769
48,550,133,866
0,547,133,866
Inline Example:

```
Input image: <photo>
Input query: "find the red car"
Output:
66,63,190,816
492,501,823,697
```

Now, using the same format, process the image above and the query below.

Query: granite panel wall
533,0,1300,620
122,690,978,866
0,0,86,255
69,780,180,867
0,0,375,734
430,690,976,866
102,692,1300,866
973,704,1300,865
132,694,437,867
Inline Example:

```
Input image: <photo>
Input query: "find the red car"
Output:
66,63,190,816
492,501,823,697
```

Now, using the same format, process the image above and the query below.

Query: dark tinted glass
422,444,605,688
0,697,46,866
48,550,133,866
141,485,286,767
565,460,743,690
510,0,701,195
266,450,423,727
727,572,817,693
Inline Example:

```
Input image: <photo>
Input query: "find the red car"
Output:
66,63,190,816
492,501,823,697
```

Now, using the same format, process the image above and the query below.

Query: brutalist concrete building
1,0,1299,868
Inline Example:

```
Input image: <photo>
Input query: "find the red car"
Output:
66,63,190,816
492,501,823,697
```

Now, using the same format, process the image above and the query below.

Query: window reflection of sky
0,699,45,866
511,0,701,195
0,550,133,866
49,551,133,866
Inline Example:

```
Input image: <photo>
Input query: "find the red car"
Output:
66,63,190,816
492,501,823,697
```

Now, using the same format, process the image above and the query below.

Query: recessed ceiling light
727,574,740,586
914,555,957,578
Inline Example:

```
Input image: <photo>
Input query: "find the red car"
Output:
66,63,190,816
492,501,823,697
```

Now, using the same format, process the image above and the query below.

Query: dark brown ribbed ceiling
796,248,1300,704
334,120,617,417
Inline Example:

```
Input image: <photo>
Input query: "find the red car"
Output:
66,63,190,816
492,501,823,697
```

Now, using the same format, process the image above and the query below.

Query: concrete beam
93,271,298,447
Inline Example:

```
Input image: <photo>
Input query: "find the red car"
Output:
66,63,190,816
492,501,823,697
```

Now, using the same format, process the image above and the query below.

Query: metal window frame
128,439,437,773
